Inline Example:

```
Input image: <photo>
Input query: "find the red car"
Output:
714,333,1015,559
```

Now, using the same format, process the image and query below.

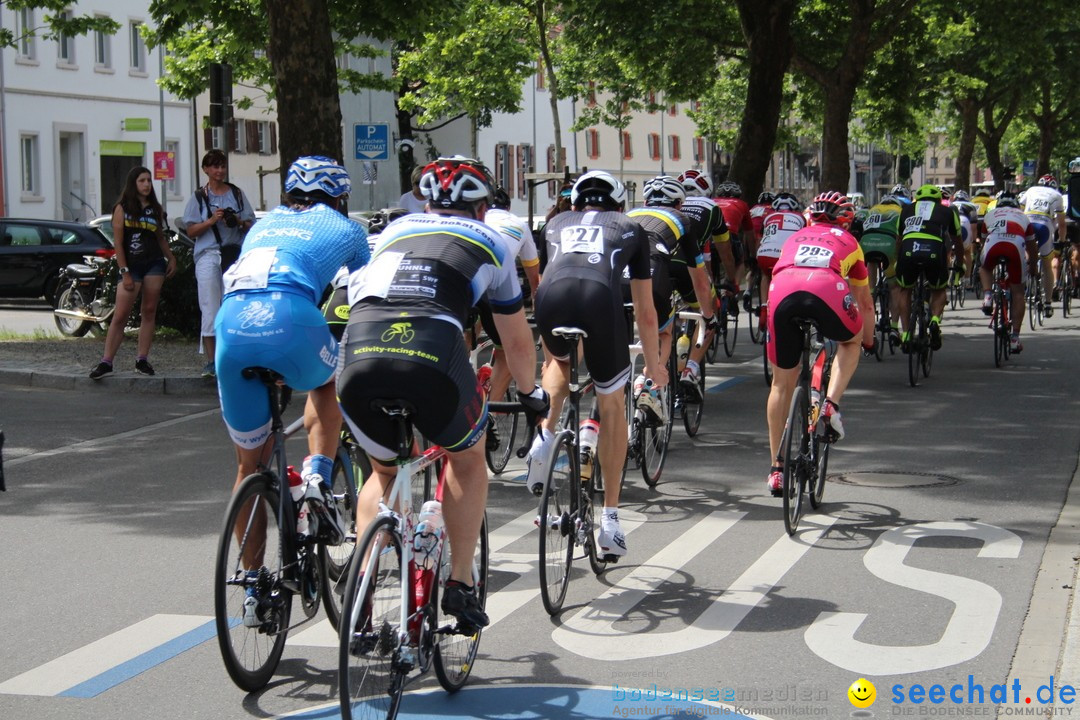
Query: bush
155,237,200,337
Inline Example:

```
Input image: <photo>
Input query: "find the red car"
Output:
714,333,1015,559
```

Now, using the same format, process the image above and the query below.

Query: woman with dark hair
89,166,177,379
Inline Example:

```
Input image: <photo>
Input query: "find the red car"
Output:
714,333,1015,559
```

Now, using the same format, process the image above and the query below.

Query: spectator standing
182,149,255,378
397,165,427,214
88,166,177,379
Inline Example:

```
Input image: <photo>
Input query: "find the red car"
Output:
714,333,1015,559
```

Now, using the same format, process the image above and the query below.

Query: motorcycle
53,253,118,337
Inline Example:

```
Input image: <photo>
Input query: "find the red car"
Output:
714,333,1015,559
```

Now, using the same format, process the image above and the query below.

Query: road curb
0,368,217,396
1001,441,1080,714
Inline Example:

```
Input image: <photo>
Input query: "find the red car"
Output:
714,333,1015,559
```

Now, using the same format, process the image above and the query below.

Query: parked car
0,218,113,305
91,215,195,249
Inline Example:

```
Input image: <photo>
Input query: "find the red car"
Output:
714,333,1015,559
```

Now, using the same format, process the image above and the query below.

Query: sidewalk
0,338,216,396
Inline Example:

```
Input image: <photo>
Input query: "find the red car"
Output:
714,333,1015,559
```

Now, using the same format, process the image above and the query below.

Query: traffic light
209,63,232,127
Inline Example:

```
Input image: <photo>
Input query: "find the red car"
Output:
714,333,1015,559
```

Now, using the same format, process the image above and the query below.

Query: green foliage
396,1,535,127
0,1,119,49
156,238,199,337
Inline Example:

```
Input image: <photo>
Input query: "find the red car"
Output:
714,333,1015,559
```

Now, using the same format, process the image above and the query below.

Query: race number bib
1027,197,1051,213
348,251,405,304
559,225,604,254
794,245,834,269
223,246,276,293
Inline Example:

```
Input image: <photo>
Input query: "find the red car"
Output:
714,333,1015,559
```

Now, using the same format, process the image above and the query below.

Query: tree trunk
1034,79,1055,178
978,95,1021,191
264,0,342,179
819,80,860,192
534,1,564,172
952,96,978,190
728,0,797,201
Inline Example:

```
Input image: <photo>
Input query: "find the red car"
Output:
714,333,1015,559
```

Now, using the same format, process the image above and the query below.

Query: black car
0,218,113,304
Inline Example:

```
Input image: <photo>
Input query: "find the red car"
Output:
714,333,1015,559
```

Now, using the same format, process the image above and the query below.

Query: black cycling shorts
321,285,350,342
475,297,501,347
536,276,631,394
338,315,485,462
896,237,949,290
770,290,856,370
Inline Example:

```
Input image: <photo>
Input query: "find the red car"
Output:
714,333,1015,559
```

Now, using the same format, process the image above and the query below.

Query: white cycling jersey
1020,186,1064,218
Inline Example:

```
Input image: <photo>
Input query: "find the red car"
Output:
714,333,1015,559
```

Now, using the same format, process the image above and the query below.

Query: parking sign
355,124,389,161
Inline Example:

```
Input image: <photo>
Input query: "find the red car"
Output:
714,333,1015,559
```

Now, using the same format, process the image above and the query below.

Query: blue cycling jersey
226,203,369,304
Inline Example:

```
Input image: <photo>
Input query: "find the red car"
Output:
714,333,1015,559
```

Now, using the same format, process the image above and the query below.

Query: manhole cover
829,471,961,488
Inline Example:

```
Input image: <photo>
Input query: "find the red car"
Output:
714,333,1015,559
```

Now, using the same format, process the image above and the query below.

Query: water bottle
578,417,600,479
413,500,444,570
676,334,690,372
287,465,310,538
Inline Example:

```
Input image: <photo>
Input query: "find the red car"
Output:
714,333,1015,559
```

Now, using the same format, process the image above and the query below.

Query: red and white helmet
808,191,854,228
419,155,495,211
1037,174,1059,190
677,169,713,198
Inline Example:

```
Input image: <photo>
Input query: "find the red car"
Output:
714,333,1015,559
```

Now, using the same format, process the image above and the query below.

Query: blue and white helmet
285,155,351,198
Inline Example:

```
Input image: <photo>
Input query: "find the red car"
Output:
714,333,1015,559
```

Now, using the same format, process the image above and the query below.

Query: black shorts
770,291,856,370
896,237,949,290
475,297,501,347
338,316,485,462
321,286,350,341
536,276,631,394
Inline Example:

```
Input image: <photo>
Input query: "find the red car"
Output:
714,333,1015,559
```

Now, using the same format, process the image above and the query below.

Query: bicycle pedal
601,553,620,564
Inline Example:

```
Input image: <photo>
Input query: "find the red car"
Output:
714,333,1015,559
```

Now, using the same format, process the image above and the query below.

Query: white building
0,2,192,221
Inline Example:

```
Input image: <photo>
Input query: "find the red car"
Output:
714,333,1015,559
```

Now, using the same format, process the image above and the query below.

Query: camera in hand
221,207,239,228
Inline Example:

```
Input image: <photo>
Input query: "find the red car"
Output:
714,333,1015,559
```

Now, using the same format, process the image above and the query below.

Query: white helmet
571,170,626,210
418,155,495,210
642,175,686,206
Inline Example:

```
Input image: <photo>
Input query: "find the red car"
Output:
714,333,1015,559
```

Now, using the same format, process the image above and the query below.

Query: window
165,140,180,196
231,119,247,154
535,60,545,90
94,17,111,69
57,10,75,64
946,157,953,168
257,121,276,155
210,125,224,152
5,225,43,246
586,129,600,160
668,135,681,162
494,142,513,196
647,91,657,111
648,133,660,161
693,137,705,163
18,9,36,60
129,21,146,72
518,143,533,200
20,134,39,195
622,131,632,160
668,104,677,117
930,156,938,169
692,100,703,113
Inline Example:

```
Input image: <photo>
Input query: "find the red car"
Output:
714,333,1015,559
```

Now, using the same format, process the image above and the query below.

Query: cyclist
979,192,1036,353
765,191,875,495
627,176,717,410
216,156,370,547
478,186,542,405
1021,175,1066,308
750,191,776,245
850,193,903,344
339,156,549,629
972,188,994,219
1064,158,1080,289
677,169,735,392
755,192,806,333
951,189,979,305
895,184,963,352
889,184,913,205
532,170,667,560
714,179,753,300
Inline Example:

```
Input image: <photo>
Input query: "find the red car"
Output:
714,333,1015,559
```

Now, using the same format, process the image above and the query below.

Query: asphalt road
2,294,1080,720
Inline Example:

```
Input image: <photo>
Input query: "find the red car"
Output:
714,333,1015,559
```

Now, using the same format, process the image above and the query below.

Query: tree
791,0,918,192
0,2,118,52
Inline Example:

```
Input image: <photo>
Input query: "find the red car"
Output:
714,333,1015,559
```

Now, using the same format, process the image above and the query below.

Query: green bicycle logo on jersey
381,321,416,344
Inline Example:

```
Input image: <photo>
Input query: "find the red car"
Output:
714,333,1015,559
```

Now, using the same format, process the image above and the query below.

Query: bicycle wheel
949,271,959,310
320,451,361,631
992,291,1005,368
808,350,831,510
1063,275,1072,317
704,325,720,364
538,431,575,615
640,382,672,487
681,365,705,437
907,304,920,388
920,307,933,378
583,461,609,575
339,516,406,720
723,299,739,357
747,281,761,345
485,392,520,475
781,386,808,536
434,513,488,691
1027,286,1037,331
215,472,292,692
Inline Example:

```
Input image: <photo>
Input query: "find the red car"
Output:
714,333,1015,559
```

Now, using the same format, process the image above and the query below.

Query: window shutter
203,125,212,153
246,121,258,153
270,124,277,154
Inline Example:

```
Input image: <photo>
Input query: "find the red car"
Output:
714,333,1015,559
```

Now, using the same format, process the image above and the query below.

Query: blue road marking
707,376,747,393
280,685,770,719
58,619,218,698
